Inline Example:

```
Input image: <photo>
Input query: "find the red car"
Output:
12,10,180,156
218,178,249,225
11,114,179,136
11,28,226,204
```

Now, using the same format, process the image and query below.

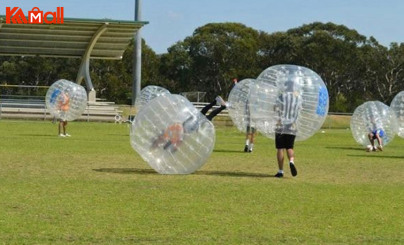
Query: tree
122,39,163,88
90,39,161,104
259,22,369,112
1,21,402,109
368,42,404,103
162,22,261,99
159,41,193,93
257,31,299,69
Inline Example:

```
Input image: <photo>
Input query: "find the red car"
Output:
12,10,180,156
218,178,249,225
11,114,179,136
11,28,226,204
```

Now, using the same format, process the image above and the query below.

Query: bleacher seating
0,96,121,122
0,96,234,126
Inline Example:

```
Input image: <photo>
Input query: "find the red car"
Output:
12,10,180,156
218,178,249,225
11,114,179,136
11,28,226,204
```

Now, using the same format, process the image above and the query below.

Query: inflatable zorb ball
227,78,256,132
249,65,329,140
390,91,404,138
130,94,215,174
351,101,398,147
135,85,170,112
45,79,87,121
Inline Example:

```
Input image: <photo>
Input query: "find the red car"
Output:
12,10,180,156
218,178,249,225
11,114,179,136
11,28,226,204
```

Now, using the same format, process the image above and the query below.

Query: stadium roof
0,17,148,59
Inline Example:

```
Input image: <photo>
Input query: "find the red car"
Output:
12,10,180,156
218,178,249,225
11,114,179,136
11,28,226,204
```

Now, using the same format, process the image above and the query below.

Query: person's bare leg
287,149,294,163
277,149,284,170
376,134,383,151
368,133,375,149
63,121,67,135
375,135,381,145
250,134,254,144
58,121,62,135
244,130,250,152
287,148,297,176
248,132,255,152
275,149,285,177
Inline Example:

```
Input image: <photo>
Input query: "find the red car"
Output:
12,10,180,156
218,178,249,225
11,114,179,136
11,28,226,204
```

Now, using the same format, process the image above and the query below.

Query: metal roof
0,17,148,59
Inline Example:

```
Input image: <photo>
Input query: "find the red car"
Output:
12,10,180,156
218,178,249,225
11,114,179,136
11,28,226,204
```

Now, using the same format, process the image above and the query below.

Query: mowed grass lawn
0,119,403,244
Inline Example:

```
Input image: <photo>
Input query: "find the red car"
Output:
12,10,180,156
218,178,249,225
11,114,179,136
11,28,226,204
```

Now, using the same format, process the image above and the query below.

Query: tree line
0,22,403,112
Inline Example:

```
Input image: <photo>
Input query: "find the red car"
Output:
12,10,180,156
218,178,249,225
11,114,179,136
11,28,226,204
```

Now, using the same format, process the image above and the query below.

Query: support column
132,0,142,106
76,23,109,102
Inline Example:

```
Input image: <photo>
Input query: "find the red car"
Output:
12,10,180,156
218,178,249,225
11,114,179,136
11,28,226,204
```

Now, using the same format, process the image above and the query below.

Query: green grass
0,120,403,244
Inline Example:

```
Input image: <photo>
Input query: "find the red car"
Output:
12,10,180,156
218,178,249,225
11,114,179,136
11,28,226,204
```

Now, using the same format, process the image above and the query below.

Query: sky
2,0,404,54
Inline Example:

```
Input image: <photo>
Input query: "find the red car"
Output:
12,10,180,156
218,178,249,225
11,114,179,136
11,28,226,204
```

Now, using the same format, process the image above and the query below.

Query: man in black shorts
274,133,297,178
273,79,301,178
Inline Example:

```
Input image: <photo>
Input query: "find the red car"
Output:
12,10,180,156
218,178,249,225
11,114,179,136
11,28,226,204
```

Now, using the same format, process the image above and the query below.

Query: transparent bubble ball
390,91,404,138
227,78,256,132
249,64,329,141
350,101,398,146
135,85,170,112
130,94,215,174
45,79,87,121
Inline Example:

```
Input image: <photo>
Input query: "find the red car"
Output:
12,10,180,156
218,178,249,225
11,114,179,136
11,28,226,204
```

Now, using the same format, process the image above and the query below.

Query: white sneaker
215,96,226,106
64,133,71,137
59,134,65,137
377,145,383,151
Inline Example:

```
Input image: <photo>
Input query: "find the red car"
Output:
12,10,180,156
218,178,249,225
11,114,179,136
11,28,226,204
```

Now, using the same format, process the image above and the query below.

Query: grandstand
0,96,121,122
0,85,233,124
0,17,147,122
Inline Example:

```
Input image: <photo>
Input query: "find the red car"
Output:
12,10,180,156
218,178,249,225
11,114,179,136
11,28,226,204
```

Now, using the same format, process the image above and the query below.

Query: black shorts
275,133,296,149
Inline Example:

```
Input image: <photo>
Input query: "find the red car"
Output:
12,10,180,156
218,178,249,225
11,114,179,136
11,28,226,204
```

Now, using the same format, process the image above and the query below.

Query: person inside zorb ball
249,65,329,141
390,91,404,138
227,78,257,152
45,79,87,137
249,65,329,178
130,94,215,174
45,79,87,122
350,101,398,151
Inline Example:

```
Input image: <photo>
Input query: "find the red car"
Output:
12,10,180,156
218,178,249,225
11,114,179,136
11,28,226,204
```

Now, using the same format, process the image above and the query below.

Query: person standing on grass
274,79,302,178
244,98,256,153
58,92,71,137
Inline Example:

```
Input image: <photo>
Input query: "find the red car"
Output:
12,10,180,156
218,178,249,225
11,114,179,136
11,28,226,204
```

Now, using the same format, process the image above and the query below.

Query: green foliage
332,93,348,112
0,120,403,244
90,40,161,104
1,21,403,108
163,23,261,99
159,41,193,93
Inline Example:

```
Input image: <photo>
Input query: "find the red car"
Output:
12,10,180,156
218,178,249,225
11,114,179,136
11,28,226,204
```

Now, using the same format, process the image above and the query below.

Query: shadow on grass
93,168,157,175
347,154,404,159
195,170,273,178
326,146,365,151
93,168,275,178
213,149,245,153
106,133,129,137
15,133,55,137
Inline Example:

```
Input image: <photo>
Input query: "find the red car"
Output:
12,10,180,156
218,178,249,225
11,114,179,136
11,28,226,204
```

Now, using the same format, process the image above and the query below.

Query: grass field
0,119,403,244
